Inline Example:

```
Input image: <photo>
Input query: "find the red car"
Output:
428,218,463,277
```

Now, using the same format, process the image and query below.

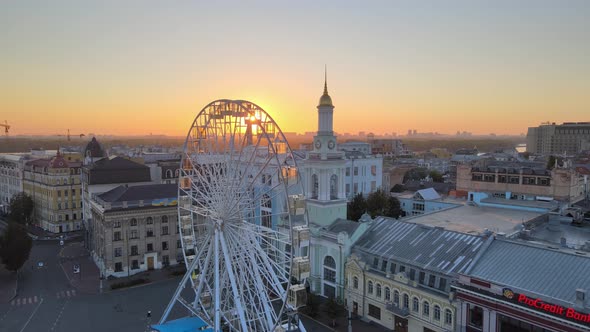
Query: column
459,302,468,332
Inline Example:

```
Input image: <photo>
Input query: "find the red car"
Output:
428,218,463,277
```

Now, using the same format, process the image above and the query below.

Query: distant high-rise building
526,122,590,155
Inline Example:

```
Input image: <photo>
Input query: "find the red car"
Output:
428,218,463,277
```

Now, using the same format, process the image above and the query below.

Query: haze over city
2,0,589,136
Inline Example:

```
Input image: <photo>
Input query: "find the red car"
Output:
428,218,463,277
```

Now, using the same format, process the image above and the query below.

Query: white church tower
303,71,347,228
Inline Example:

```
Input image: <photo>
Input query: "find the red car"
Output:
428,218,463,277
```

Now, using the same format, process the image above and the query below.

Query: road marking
49,299,68,331
71,289,76,296
10,300,15,306
19,297,43,332
66,290,71,297
34,296,38,303
16,298,20,306
28,297,32,304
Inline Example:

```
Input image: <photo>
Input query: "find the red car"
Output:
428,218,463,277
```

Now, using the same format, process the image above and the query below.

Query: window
373,257,379,268
423,301,430,316
146,228,154,237
409,269,416,280
72,189,76,196
130,230,138,239
445,309,453,325
394,290,399,305
368,281,373,294
115,262,123,272
65,214,69,221
439,278,447,291
114,221,121,228
368,304,381,320
434,305,441,321
323,256,336,283
390,263,397,274
419,271,425,284
353,276,359,289
113,231,122,241
428,275,436,287
147,243,154,252
146,217,153,224
114,247,122,257
130,218,138,226
468,305,483,328
162,226,169,235
65,189,68,197
353,167,358,176
58,203,62,210
346,167,350,176
130,245,138,256
57,190,61,197
177,240,182,248
162,215,168,223
162,255,169,266
384,287,391,301
412,297,419,312
381,260,387,272
162,241,168,250
376,284,382,298
399,265,406,273
131,260,139,269
403,294,409,309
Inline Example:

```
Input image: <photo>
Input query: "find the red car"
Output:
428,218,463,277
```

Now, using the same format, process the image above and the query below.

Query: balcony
385,302,409,317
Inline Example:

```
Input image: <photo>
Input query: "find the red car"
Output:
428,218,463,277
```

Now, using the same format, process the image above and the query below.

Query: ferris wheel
158,100,310,332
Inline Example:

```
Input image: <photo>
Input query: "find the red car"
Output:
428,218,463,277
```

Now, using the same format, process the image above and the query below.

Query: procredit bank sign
504,289,590,325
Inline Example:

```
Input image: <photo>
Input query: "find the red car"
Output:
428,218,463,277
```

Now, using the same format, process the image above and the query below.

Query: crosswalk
9,289,77,307
55,289,76,299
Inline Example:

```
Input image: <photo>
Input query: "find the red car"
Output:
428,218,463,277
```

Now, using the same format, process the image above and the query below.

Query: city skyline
1,1,589,136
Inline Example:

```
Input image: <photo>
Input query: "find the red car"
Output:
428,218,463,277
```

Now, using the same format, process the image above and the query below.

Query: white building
0,154,25,214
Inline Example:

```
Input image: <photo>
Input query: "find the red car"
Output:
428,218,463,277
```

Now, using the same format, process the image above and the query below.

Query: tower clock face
315,140,322,149
328,140,335,150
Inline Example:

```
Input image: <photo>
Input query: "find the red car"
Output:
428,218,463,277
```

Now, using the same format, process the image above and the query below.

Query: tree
390,184,405,193
387,196,403,219
323,297,340,327
546,155,560,170
302,292,320,317
366,189,390,218
429,170,444,183
347,193,366,221
403,167,429,183
0,223,33,272
8,192,34,226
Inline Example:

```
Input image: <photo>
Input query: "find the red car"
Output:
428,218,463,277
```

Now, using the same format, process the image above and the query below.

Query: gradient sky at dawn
1,1,589,136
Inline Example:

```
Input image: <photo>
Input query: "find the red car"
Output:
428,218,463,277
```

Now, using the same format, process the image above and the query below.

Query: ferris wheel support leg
214,228,221,332
159,246,203,324
219,231,251,332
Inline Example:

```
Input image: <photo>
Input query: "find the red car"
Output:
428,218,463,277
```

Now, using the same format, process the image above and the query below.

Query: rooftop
404,204,544,235
466,239,590,307
98,183,177,203
354,217,488,275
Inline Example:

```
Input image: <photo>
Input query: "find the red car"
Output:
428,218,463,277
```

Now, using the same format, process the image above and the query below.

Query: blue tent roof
151,317,213,332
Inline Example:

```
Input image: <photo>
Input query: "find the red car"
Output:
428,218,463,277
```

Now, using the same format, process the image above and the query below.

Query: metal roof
354,217,488,275
415,187,441,201
467,240,590,305
327,218,361,235
98,183,177,203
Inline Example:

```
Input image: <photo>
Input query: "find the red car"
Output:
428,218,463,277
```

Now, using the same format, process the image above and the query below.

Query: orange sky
1,2,589,136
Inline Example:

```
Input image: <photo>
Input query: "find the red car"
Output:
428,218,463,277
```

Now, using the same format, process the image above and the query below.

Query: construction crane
0,120,10,136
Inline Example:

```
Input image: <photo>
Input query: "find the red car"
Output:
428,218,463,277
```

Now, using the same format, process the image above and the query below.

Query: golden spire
318,65,333,107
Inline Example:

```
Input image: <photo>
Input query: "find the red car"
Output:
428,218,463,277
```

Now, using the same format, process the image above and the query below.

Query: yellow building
23,153,83,233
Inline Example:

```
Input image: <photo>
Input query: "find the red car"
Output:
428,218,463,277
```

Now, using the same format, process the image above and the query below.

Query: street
0,238,334,332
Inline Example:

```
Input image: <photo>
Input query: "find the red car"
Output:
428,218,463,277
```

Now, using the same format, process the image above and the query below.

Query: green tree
8,192,34,226
403,167,429,183
366,189,391,218
302,292,320,317
347,193,366,221
390,184,405,193
323,297,340,327
429,170,444,183
387,196,403,219
547,155,558,170
0,223,33,272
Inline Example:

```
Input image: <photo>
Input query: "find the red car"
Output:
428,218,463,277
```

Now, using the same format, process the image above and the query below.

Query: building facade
90,183,181,278
454,240,590,332
457,161,586,204
23,153,83,233
0,154,24,214
527,122,590,155
346,217,491,332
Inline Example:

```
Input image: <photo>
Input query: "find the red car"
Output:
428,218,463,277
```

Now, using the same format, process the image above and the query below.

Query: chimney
576,289,587,308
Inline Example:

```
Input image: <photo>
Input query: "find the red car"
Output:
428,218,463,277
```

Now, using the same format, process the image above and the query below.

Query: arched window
393,290,399,305
368,281,373,294
330,174,338,199
353,276,358,289
311,174,318,199
376,283,382,298
162,215,168,223
412,297,419,312
130,218,138,226
323,256,336,283
445,309,453,325
423,301,430,316
434,305,441,321
166,169,173,178
174,169,179,177
403,294,409,309
324,256,336,268
146,217,153,224
385,287,391,301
